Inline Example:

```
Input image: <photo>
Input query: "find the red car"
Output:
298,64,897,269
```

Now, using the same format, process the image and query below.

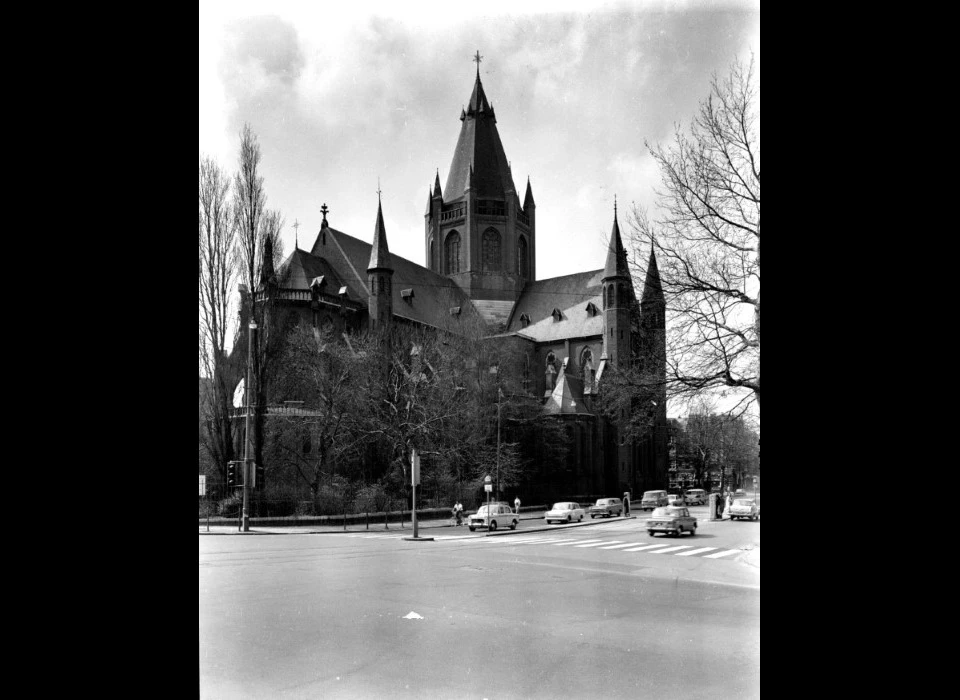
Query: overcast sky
200,0,759,281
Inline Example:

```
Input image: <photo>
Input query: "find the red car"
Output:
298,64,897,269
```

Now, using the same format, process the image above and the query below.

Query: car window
651,507,671,517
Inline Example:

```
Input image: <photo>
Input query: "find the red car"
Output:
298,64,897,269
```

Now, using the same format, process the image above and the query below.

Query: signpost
403,449,433,542
199,475,206,497
484,475,492,529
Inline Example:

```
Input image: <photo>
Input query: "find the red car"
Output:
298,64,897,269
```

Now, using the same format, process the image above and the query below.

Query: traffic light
227,461,240,489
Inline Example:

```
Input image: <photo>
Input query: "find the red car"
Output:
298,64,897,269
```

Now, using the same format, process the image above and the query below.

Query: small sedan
667,493,685,505
647,506,697,537
469,503,519,532
728,498,759,521
545,502,585,524
589,498,624,518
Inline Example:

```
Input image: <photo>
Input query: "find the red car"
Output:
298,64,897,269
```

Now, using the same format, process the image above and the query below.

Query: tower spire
603,205,629,279
368,195,391,271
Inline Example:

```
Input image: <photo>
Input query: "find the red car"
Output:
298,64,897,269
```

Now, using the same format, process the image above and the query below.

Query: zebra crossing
345,532,744,560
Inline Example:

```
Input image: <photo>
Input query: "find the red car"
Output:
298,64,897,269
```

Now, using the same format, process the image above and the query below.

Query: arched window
445,231,461,274
580,347,595,391
430,240,436,271
517,236,528,278
606,285,614,308
482,228,501,272
545,351,558,391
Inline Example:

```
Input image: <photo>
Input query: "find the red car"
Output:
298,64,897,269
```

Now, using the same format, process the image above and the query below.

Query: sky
199,0,760,280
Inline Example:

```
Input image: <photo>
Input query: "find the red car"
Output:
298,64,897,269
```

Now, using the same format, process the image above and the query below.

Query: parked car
469,503,519,532
667,493,684,505
728,498,759,521
640,490,670,510
734,490,746,498
545,502,585,524
589,498,624,518
684,489,707,505
647,506,697,537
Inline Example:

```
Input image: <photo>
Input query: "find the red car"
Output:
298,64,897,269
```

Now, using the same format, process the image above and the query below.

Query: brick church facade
245,66,668,498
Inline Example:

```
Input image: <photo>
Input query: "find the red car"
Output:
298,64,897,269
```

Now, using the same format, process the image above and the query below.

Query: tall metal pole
242,319,257,532
496,390,501,502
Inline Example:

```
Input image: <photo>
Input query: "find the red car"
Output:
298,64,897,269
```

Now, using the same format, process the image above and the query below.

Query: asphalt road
199,513,759,700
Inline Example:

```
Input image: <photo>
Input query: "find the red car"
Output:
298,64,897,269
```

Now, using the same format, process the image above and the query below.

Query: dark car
589,498,624,518
647,506,697,537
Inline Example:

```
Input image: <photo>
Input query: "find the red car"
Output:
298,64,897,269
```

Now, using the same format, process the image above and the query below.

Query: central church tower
425,57,536,328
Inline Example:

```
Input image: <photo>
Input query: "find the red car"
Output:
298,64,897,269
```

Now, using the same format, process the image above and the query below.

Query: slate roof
504,269,605,342
277,248,343,291
603,214,630,279
308,225,484,330
443,74,517,203
543,371,594,416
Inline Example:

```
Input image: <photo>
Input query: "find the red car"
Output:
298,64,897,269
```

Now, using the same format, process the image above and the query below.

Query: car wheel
567,515,572,522
469,527,475,532
690,525,696,536
591,514,595,519
579,515,583,522
489,521,497,531
510,520,517,530
648,531,655,537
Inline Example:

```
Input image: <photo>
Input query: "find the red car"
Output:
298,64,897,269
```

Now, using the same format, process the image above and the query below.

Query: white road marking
575,540,624,548
598,542,646,550
647,545,693,554
704,549,741,559
622,543,674,552
552,539,605,547
674,547,718,556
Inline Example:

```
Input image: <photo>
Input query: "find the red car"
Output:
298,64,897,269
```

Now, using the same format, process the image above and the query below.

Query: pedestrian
514,496,521,514
454,501,463,526
723,493,732,520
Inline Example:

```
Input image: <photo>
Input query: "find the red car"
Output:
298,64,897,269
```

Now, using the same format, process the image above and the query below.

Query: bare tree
233,123,285,476
628,56,760,414
198,155,238,488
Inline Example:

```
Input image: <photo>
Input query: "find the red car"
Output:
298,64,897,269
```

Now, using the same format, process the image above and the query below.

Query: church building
249,63,668,498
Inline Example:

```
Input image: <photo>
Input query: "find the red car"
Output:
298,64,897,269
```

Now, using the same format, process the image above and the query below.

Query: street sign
199,475,206,496
484,475,492,484
484,484,493,492
411,449,420,486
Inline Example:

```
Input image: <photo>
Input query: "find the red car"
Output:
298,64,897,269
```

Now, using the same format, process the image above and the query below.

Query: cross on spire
473,50,483,76
614,194,617,217
320,203,329,222
293,219,300,249
376,178,382,202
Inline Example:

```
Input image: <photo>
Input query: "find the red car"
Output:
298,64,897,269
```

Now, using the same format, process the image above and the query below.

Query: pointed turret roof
367,198,392,271
433,170,442,197
603,209,630,279
443,71,515,202
524,177,535,208
640,245,664,304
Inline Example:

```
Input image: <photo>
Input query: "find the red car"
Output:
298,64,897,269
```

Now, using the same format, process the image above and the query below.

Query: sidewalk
199,508,643,536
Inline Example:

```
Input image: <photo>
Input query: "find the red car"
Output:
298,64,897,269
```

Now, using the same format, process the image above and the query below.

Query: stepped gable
276,248,343,291
443,73,516,203
318,227,484,329
505,270,604,342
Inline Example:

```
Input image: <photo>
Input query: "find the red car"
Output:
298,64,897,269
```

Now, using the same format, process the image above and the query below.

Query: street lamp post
496,387,502,501
242,319,257,532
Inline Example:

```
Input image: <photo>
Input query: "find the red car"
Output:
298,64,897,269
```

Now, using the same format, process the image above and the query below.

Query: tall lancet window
580,347,595,392
445,231,461,274
517,236,528,278
482,228,501,272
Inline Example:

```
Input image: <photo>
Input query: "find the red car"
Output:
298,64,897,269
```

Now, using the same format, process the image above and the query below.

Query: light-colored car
728,498,759,521
684,489,707,505
545,502,585,524
640,490,670,511
647,506,697,537
469,503,519,532
589,498,624,518
667,493,684,505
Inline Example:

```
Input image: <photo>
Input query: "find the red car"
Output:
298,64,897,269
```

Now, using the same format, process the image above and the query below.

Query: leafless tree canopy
199,156,238,476
629,56,760,415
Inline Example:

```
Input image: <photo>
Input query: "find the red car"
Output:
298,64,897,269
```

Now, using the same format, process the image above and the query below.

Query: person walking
723,493,732,520
514,497,521,514
454,501,463,526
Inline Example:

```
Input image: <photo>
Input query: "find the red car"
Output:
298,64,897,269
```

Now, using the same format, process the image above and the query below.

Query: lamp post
242,319,257,532
496,387,502,501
